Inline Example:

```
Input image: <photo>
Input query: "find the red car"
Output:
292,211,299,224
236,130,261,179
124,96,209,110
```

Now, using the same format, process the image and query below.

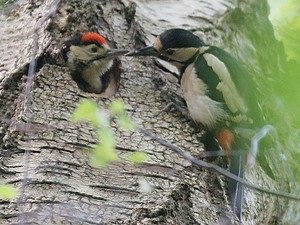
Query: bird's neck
177,47,208,81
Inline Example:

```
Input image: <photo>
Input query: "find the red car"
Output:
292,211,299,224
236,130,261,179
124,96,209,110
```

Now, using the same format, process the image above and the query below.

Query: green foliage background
268,0,300,180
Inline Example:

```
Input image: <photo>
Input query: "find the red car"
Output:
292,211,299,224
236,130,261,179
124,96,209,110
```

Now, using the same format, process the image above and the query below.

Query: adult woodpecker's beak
126,46,159,57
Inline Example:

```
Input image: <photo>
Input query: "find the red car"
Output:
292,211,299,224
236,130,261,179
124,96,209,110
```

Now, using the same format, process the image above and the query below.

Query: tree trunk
0,0,287,224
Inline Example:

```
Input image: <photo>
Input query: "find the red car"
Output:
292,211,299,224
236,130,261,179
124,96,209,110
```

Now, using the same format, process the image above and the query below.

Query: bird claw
163,102,177,113
160,89,194,123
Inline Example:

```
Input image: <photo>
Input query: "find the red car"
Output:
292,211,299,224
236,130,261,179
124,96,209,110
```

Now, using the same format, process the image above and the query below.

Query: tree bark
0,0,287,224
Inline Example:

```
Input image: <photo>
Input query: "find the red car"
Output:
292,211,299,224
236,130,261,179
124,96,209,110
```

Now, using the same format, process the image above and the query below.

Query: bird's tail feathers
228,150,245,220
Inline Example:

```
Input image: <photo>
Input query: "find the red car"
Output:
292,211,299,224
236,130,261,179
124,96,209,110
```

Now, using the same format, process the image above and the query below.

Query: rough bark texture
0,0,287,224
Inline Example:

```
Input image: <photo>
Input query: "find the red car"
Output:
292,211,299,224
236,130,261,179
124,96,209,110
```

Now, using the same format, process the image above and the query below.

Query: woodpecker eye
91,47,98,53
165,49,174,55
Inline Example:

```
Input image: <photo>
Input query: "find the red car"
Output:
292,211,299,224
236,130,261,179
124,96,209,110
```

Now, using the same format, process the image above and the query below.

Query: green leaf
128,151,148,164
91,142,118,168
72,98,138,169
117,115,136,131
97,129,116,149
0,184,19,200
110,99,125,115
72,99,100,125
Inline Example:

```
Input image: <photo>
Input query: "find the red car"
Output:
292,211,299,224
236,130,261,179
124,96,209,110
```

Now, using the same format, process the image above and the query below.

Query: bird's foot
160,89,195,125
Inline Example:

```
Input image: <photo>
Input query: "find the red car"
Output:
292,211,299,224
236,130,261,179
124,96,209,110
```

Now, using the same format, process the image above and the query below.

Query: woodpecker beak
90,49,129,61
105,49,129,58
126,46,159,57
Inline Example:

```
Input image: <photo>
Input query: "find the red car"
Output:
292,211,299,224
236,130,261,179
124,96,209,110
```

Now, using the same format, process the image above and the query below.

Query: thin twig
139,127,300,201
17,0,62,224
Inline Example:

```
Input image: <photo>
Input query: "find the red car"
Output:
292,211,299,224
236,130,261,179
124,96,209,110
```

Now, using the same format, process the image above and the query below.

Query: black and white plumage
63,32,128,96
127,28,264,219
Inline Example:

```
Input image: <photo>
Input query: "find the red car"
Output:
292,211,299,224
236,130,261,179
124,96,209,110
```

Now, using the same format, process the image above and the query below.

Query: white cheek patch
169,47,199,62
154,38,163,51
69,46,91,61
203,53,248,114
198,46,210,54
69,45,107,61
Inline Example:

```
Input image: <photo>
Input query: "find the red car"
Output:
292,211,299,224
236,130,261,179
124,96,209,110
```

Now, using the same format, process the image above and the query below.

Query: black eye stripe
165,49,174,55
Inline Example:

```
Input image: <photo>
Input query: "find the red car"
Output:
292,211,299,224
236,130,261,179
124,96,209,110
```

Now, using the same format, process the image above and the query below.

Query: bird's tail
228,149,245,220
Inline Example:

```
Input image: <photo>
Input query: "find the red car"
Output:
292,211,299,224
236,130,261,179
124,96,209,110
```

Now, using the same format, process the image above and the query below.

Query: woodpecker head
64,32,128,95
127,28,205,70
67,32,128,74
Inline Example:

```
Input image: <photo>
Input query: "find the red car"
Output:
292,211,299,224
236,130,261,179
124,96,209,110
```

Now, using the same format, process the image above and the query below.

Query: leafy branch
72,98,300,201
72,99,147,167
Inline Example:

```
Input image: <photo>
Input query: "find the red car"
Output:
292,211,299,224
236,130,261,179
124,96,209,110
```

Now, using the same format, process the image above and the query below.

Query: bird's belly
82,68,103,92
184,92,226,128
81,60,114,93
181,63,227,128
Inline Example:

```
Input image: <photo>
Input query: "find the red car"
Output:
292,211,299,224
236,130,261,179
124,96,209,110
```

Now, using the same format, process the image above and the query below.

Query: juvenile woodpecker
64,32,128,96
127,28,264,219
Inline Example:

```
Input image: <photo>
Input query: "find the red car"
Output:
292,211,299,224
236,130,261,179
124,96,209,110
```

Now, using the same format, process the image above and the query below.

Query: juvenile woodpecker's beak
91,49,129,61
105,49,129,57
126,46,159,57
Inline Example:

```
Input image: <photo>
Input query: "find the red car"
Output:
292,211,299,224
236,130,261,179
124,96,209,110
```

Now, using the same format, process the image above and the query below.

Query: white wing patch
203,53,248,114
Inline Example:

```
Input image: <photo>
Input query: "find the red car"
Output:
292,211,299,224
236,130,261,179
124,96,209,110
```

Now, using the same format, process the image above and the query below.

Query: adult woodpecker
63,32,128,96
127,28,264,219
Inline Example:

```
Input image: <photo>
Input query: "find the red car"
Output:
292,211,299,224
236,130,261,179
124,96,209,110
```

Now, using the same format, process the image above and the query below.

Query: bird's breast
181,63,227,128
81,59,114,92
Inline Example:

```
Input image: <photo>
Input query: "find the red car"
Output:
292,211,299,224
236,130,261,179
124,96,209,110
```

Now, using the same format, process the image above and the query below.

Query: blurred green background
267,0,300,182
268,0,300,128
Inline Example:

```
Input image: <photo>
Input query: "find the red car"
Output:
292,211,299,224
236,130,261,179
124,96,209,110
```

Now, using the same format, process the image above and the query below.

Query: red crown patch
81,32,107,45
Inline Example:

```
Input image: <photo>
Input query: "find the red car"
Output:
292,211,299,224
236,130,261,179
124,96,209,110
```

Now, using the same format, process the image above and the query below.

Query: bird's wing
194,46,263,127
